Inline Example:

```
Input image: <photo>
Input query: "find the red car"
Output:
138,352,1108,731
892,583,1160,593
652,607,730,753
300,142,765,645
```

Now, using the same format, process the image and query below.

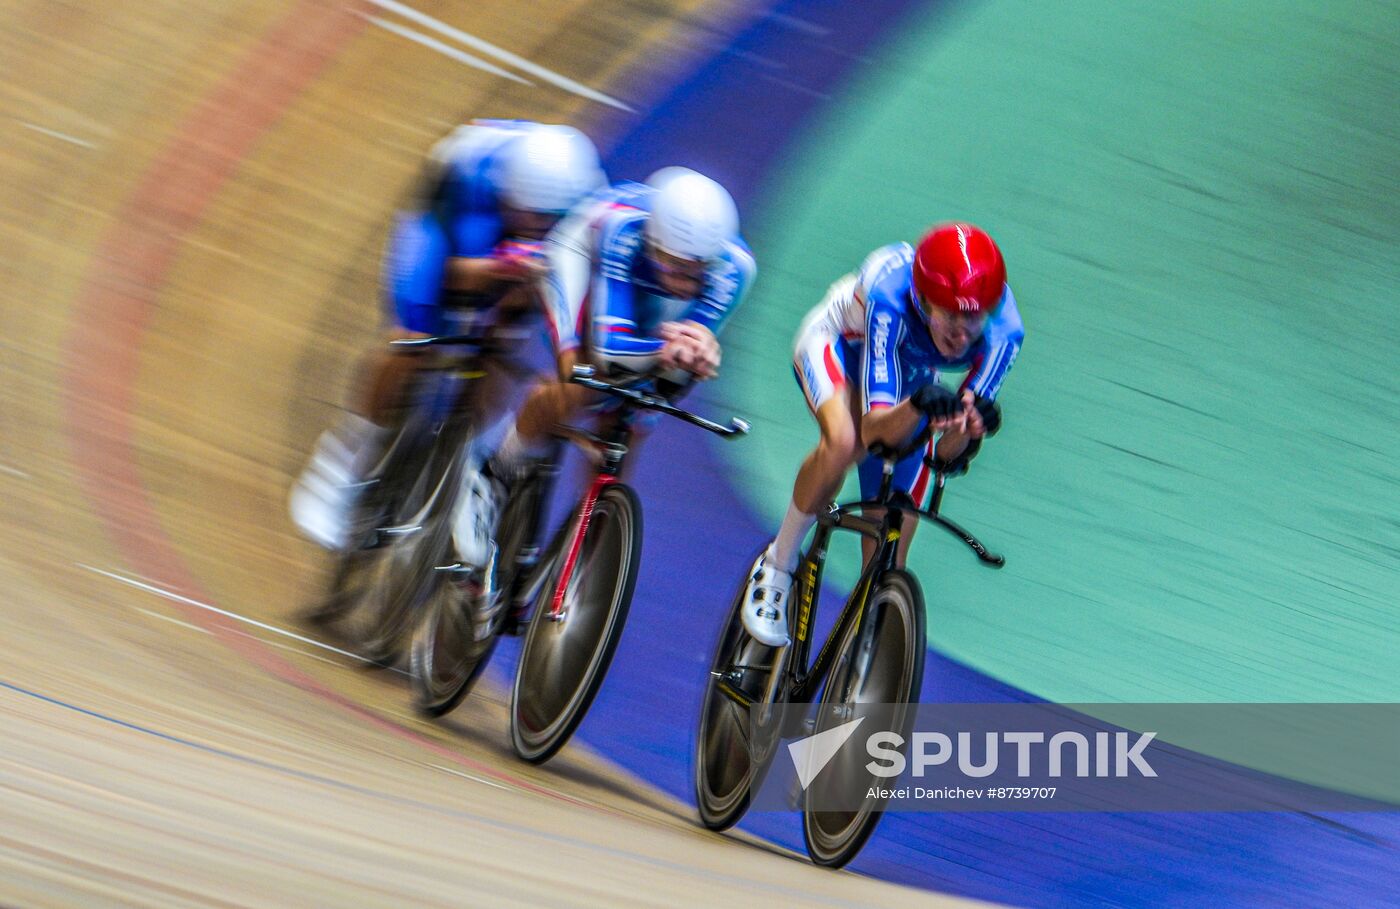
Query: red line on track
62,0,615,815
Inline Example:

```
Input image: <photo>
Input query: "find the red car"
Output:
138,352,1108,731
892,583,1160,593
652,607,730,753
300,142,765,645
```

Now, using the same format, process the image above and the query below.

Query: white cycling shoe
741,548,792,647
289,430,365,551
452,460,502,569
289,416,386,551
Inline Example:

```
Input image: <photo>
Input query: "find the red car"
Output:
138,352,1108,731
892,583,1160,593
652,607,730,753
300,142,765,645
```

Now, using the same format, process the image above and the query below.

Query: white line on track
364,0,635,111
761,73,832,101
79,563,405,674
429,762,514,792
20,121,96,148
235,627,344,668
765,12,832,36
0,463,30,479
133,606,212,634
355,13,531,85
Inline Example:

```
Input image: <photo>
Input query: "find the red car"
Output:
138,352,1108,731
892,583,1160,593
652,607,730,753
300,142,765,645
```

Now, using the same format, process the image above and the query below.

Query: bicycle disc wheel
510,483,641,764
302,421,434,657
314,528,422,665
409,560,499,717
694,551,791,831
802,569,926,868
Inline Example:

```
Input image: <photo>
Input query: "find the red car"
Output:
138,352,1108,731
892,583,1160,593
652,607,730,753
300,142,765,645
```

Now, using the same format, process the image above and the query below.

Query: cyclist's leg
355,210,450,431
353,326,428,416
492,349,594,470
493,211,594,474
770,325,865,573
457,282,543,462
740,323,861,646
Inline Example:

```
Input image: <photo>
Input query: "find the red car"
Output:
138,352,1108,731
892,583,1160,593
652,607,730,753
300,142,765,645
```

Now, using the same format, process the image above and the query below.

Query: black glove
911,383,961,420
972,394,1002,437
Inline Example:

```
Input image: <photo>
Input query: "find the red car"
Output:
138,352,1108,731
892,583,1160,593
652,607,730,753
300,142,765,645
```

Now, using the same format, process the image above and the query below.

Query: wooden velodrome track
0,1,995,906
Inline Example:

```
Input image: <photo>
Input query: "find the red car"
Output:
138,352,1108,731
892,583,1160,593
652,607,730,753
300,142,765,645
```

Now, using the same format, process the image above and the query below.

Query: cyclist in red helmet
741,223,1024,646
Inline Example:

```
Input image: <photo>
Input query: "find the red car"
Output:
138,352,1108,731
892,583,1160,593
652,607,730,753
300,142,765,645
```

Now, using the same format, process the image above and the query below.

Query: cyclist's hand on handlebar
912,382,964,427
658,320,720,380
485,238,547,284
967,392,1001,438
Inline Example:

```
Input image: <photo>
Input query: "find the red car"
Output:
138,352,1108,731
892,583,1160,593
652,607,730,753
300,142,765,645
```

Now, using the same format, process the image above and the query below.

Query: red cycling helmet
912,223,1006,315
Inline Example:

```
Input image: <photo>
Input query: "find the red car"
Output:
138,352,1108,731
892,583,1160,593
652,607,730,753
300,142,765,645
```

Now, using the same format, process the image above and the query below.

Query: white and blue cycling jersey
382,119,533,335
544,181,756,374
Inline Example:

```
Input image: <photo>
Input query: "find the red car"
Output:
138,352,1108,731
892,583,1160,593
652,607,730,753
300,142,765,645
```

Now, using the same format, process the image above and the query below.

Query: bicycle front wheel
802,569,926,869
510,483,641,764
694,548,791,831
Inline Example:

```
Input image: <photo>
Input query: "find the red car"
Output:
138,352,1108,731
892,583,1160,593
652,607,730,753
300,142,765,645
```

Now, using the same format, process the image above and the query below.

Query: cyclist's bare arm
443,254,547,293
861,399,924,449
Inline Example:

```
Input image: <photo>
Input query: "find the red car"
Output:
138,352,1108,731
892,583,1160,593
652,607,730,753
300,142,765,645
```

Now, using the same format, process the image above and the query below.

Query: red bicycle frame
547,471,617,618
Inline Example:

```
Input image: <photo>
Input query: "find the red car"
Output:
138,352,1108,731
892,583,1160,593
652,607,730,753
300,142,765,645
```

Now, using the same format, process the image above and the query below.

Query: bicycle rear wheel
510,483,641,764
409,466,546,716
694,550,791,831
802,569,925,868
303,417,435,663
409,560,498,716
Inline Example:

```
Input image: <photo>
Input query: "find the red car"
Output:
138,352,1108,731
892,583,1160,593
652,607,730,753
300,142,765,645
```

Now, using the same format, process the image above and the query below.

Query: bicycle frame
779,428,1004,706
786,499,903,704
508,366,747,624
543,422,629,621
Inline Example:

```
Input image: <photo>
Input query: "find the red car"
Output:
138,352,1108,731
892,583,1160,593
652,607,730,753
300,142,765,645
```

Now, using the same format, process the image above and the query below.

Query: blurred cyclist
741,223,1023,646
481,165,756,532
290,119,605,550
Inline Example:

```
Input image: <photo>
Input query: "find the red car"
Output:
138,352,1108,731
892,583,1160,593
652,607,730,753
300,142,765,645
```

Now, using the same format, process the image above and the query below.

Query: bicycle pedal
501,607,529,637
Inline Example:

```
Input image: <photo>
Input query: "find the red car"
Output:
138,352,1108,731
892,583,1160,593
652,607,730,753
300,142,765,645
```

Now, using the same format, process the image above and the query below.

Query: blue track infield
490,2,1400,906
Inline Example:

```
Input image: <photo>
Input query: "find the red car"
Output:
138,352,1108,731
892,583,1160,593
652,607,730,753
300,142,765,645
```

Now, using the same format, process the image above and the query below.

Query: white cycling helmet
644,167,739,262
498,125,604,214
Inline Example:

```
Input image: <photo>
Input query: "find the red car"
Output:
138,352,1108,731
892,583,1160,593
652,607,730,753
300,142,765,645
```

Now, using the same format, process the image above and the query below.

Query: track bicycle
409,364,749,733
498,365,749,763
694,422,1004,867
306,332,508,666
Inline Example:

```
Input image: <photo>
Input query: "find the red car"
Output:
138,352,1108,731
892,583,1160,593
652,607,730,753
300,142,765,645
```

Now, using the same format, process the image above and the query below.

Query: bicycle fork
546,472,616,621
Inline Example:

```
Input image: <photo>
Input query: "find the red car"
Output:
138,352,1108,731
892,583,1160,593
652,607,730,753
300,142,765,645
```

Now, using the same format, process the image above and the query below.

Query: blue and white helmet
644,167,739,262
498,125,604,214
